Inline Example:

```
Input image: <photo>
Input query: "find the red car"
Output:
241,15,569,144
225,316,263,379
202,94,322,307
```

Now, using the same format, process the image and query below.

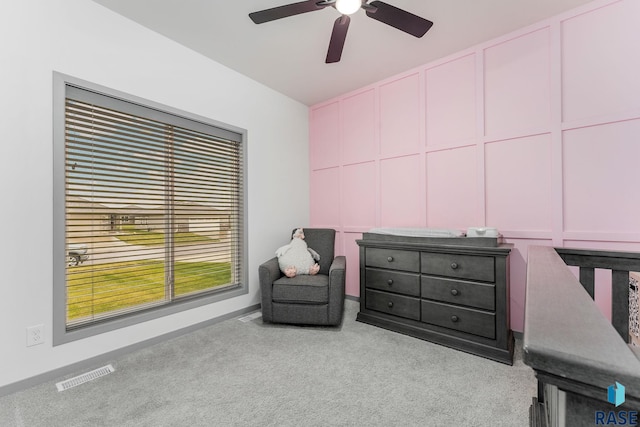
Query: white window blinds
63,85,244,330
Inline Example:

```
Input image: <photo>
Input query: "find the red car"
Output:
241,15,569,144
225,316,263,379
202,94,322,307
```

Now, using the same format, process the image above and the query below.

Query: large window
53,74,246,344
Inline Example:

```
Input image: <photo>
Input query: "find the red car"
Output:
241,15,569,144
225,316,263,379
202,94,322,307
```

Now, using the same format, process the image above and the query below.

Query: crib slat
611,270,630,342
579,267,595,299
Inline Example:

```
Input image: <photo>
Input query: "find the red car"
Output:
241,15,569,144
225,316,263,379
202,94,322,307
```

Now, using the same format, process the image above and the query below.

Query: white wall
0,0,310,389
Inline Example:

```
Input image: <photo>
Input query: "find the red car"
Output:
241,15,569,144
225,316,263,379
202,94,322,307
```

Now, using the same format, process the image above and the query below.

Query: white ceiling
92,0,594,106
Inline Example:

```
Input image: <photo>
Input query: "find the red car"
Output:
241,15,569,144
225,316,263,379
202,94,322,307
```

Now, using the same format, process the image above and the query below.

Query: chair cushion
272,274,329,304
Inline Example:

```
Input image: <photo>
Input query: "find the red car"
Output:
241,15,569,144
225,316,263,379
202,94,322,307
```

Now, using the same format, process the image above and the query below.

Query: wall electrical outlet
26,324,45,347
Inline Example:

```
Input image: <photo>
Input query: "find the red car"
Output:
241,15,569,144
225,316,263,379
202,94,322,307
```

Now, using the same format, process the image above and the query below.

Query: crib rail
555,247,640,342
523,246,640,426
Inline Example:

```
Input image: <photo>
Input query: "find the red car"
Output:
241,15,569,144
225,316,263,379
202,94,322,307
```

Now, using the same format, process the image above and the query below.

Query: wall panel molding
309,0,640,333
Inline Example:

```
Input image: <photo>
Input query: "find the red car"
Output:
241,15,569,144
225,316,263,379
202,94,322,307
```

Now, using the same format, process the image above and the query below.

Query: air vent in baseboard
55,364,115,391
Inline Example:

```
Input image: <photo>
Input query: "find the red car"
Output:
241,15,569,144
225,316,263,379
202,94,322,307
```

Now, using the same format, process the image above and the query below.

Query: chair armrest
329,255,346,278
258,257,282,322
259,257,281,281
328,256,346,325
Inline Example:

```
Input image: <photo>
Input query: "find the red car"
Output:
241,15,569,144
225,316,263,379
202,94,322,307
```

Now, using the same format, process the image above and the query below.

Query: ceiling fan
249,0,433,63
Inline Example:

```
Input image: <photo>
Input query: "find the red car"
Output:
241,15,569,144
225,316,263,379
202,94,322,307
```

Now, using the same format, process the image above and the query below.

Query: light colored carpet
0,300,536,426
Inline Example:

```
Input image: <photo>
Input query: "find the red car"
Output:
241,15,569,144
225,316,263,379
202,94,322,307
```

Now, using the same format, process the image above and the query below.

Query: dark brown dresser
356,232,513,364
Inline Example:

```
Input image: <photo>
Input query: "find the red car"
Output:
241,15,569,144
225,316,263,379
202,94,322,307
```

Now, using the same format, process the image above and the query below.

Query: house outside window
53,73,247,344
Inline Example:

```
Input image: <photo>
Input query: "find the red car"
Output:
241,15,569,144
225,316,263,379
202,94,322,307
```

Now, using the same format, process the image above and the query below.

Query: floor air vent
55,364,115,392
238,311,262,322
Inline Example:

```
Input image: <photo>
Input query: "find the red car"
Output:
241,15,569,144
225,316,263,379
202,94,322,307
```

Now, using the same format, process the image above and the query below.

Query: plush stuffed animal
275,228,320,278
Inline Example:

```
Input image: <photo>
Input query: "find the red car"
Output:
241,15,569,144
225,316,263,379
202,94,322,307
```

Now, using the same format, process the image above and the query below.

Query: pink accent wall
426,146,477,229
485,134,553,231
308,0,640,332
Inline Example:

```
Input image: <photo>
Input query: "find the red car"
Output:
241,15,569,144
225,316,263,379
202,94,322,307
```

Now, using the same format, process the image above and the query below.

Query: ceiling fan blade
326,15,350,63
249,1,329,24
365,1,433,38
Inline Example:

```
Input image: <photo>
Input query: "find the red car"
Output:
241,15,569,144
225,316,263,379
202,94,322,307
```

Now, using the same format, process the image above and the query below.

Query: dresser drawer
366,289,420,321
366,248,420,272
421,276,495,310
421,252,494,282
366,268,420,297
421,300,495,339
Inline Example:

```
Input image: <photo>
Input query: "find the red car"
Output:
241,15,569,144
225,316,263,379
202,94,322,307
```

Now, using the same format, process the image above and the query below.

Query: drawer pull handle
450,289,459,296
387,279,394,285
387,256,394,262
388,302,394,308
450,262,458,270
451,315,459,322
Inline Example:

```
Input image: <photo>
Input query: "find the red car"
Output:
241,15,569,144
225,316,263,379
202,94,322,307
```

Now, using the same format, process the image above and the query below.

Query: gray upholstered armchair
259,228,346,326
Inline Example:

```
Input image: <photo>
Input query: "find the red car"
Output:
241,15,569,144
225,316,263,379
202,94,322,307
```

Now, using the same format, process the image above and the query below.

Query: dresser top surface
357,232,512,255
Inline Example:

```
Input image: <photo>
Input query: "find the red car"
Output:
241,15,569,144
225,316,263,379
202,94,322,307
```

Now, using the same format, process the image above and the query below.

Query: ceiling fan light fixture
335,0,361,15
249,0,434,63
